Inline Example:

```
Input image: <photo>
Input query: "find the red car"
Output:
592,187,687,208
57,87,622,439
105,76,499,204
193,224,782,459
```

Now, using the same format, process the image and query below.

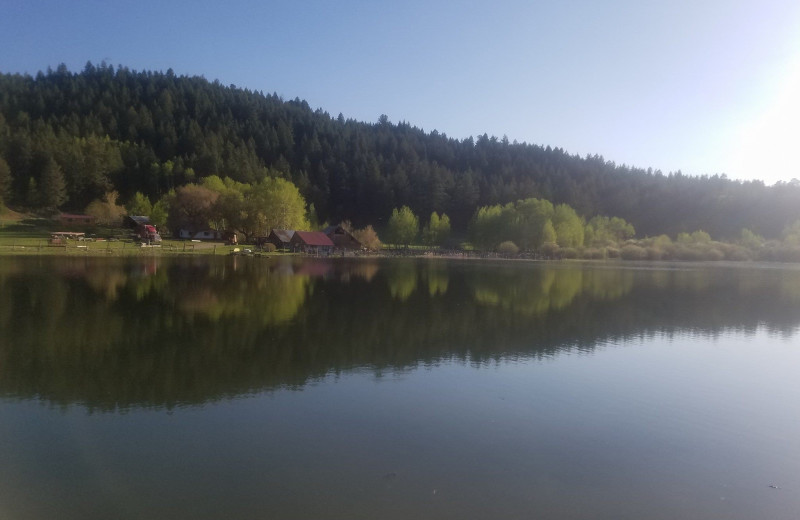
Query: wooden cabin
290,231,335,254
323,225,362,250
262,229,295,250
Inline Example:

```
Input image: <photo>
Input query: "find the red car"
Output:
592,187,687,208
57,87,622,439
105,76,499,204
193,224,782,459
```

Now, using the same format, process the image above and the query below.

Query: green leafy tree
515,198,555,249
253,177,310,232
207,177,309,241
387,206,419,246
151,195,170,231
782,220,800,247
542,220,557,245
470,204,504,249
585,216,635,246
126,192,153,216
422,212,451,246
739,228,764,250
552,204,584,248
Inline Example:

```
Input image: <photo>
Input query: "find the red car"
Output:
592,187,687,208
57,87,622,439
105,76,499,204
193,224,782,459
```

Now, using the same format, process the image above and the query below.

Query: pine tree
40,158,68,210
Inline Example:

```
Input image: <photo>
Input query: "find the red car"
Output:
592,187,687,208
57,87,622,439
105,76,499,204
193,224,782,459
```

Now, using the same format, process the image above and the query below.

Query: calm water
1,256,800,519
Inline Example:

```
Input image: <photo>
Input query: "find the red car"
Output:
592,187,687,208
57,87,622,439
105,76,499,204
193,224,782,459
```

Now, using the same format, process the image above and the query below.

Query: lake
1,256,799,519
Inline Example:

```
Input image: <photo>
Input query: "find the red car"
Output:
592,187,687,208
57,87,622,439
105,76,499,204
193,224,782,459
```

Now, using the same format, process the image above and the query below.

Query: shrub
621,244,648,260
560,247,578,259
646,247,663,260
497,241,519,255
262,243,277,253
582,248,605,259
540,242,560,258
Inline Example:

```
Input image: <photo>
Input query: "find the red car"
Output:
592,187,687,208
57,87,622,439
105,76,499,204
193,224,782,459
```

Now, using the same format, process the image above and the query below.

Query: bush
540,242,560,258
497,241,519,255
605,247,620,258
262,243,277,252
560,247,578,259
646,247,663,260
621,244,648,260
582,248,605,259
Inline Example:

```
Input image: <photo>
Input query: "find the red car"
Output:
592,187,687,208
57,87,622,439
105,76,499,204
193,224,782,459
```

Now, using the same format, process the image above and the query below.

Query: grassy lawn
0,211,269,256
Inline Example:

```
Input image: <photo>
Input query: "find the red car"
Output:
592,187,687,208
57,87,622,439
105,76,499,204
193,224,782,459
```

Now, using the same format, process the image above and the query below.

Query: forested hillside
0,62,798,238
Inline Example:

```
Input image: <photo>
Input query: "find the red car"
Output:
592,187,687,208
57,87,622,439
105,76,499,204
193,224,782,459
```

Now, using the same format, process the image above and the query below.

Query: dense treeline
1,63,799,238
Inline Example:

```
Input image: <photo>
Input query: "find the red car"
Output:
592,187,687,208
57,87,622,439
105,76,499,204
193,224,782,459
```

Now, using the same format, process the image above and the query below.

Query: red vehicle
136,224,162,243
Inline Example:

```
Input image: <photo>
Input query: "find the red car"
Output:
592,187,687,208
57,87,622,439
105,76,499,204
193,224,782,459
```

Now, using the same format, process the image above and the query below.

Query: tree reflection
1,258,799,410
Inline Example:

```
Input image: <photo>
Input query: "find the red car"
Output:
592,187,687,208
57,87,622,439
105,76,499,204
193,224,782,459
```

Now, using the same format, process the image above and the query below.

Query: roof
292,231,335,247
124,215,151,227
323,225,362,248
269,229,295,243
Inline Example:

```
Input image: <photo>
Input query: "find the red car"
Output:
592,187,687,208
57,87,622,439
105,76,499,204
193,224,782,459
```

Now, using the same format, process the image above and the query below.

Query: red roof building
290,231,335,254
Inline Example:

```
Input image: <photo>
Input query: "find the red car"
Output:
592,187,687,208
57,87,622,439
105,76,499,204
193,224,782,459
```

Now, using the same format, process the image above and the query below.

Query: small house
323,225,362,250
263,229,295,250
290,231,335,254
59,213,96,227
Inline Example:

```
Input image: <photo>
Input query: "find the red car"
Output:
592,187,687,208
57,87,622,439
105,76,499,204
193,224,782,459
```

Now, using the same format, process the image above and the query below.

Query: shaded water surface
1,257,799,519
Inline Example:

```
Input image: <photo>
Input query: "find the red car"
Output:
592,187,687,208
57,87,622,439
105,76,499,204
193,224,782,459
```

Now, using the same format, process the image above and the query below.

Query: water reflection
1,257,799,410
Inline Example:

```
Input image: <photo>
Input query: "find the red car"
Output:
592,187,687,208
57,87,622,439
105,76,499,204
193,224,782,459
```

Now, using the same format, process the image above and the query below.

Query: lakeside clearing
0,213,257,257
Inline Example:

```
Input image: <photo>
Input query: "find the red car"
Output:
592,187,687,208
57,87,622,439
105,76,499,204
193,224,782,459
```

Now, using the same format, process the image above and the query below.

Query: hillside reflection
1,257,799,410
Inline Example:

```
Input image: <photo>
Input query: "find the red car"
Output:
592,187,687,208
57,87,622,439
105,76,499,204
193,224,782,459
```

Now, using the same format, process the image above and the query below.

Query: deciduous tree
422,212,451,246
387,206,418,246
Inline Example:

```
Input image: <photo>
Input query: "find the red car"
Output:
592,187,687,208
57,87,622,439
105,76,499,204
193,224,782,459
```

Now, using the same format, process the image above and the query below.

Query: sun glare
732,53,800,184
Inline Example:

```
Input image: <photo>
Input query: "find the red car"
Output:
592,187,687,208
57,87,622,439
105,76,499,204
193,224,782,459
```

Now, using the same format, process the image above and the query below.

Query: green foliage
422,212,451,246
387,206,419,246
1,65,799,240
553,204,584,248
188,175,310,240
585,216,635,246
782,220,800,247
497,241,519,255
0,156,10,204
40,157,68,210
739,228,764,250
621,244,648,260
470,198,557,250
515,198,555,249
677,230,712,244
151,196,170,230
26,178,38,208
126,192,153,216
542,220,557,245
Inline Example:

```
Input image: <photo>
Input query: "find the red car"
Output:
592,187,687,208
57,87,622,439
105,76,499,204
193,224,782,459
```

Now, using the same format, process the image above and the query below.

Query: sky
2,0,799,185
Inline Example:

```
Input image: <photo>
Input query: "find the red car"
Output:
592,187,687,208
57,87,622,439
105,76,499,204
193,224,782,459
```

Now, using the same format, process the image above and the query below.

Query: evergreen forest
1,62,799,242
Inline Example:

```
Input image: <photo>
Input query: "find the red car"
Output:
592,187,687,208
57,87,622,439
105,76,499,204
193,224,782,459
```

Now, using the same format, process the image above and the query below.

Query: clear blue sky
2,0,799,184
